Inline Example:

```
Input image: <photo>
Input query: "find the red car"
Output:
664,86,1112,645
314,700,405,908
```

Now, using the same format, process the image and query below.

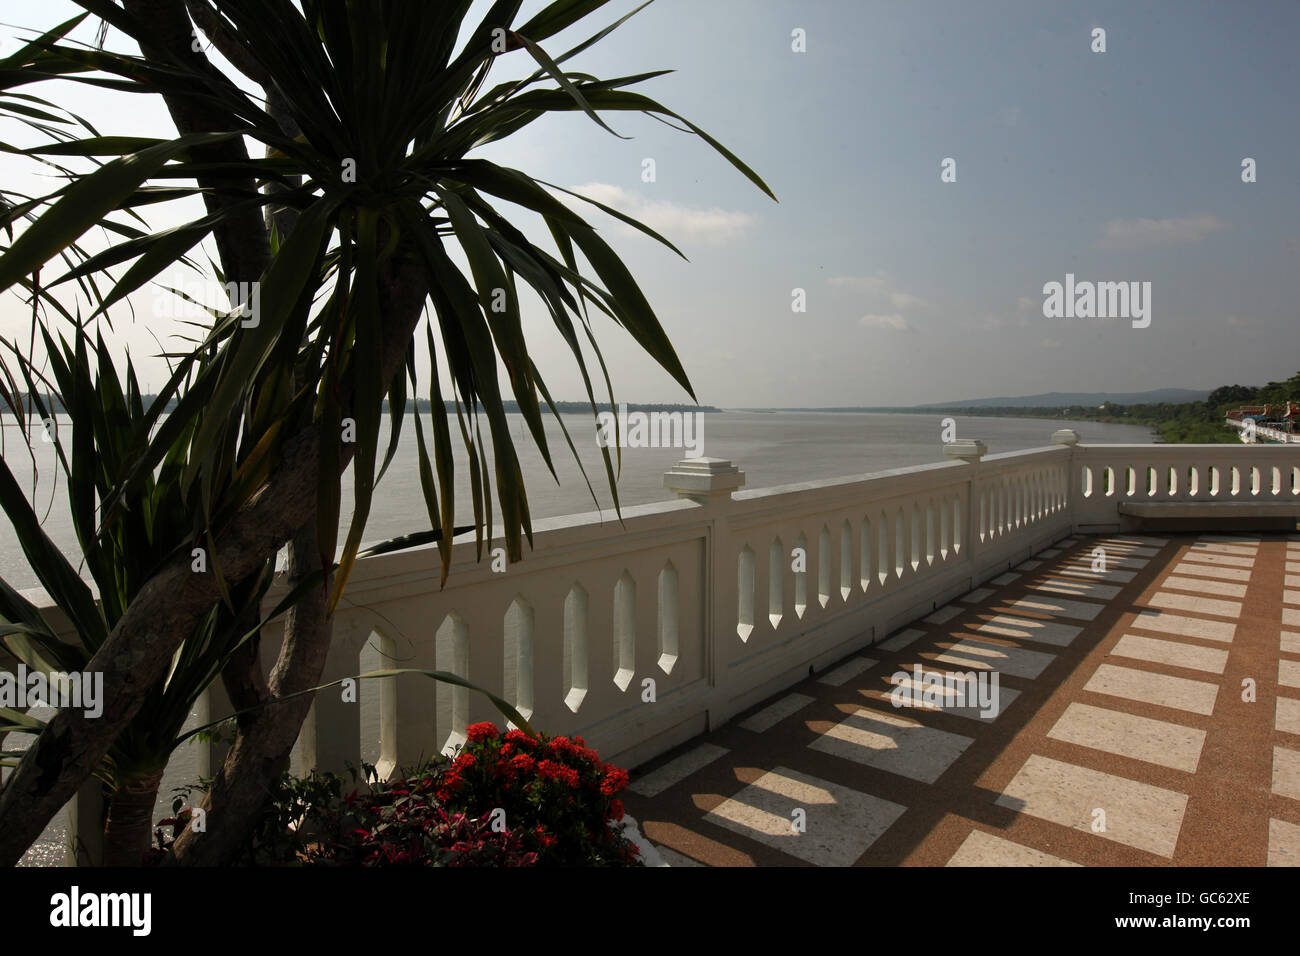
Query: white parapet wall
1072,442,1300,530
9,433,1298,863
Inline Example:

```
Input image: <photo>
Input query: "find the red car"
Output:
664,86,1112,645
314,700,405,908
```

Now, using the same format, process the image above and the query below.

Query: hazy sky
1,0,1297,408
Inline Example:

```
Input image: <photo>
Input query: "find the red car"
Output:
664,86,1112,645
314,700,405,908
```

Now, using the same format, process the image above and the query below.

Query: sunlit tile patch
1063,554,1148,570
739,693,815,733
996,754,1188,858
1287,575,1300,589
630,743,730,798
654,845,705,867
1148,592,1242,620
1269,819,1300,867
1103,535,1169,547
1093,545,1160,559
885,673,1020,722
1084,664,1219,716
960,588,994,603
1171,561,1251,582
1285,609,1300,628
1283,632,1300,655
1096,536,1161,546
1129,610,1235,643
1056,566,1138,584
1288,562,1300,575
1189,542,1257,557
1111,634,1229,674
946,829,1081,867
1272,747,1300,801
808,708,974,783
1285,591,1300,607
1277,697,1300,736
1160,575,1247,599
1010,595,1105,621
924,605,963,624
818,656,878,687
879,628,926,652
977,615,1082,647
1032,578,1122,600
703,765,906,866
1279,660,1300,690
1179,551,1255,569
1047,702,1206,772
932,637,1056,679
992,573,1020,586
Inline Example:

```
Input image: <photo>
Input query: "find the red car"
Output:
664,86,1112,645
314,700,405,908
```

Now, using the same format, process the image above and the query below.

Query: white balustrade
9,432,1297,864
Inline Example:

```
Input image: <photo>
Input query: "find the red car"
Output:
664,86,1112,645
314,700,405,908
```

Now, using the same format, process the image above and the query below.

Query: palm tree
0,0,773,866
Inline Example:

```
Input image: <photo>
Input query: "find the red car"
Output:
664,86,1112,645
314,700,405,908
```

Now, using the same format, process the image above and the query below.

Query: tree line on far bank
895,373,1300,444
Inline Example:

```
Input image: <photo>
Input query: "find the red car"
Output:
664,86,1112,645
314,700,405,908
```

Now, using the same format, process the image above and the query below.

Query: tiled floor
625,532,1300,866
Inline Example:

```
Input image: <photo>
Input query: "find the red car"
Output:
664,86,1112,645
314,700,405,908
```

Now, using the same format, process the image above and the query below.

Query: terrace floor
624,532,1300,866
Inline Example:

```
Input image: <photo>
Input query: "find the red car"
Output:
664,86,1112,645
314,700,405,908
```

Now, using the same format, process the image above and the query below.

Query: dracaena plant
0,0,773,866
0,328,532,865
0,324,280,864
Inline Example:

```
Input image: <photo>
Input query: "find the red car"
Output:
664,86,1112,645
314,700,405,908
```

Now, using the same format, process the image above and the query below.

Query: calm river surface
2,410,1154,864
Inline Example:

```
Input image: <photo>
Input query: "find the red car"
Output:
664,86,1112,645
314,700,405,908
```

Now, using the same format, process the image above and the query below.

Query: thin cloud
859,313,910,331
830,273,890,294
566,183,756,245
1096,214,1227,251
832,272,932,312
889,290,932,310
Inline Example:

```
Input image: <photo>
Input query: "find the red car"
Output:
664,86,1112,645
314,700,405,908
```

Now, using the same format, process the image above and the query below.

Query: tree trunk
102,769,165,867
167,519,333,865
0,243,427,866
0,0,429,867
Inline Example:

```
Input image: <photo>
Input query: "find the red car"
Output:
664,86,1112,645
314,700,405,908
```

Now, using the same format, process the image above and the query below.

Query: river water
2,410,1154,864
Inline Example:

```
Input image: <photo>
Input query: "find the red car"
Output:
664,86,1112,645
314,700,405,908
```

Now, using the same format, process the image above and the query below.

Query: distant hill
743,387,1212,414
912,388,1209,409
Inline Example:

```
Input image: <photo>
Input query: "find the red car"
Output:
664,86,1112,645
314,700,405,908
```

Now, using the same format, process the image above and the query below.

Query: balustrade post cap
1052,429,1081,446
943,439,987,460
663,458,745,499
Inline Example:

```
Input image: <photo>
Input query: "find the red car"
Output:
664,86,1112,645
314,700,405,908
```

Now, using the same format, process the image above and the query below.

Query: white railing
9,429,1299,863
1072,441,1300,528
1226,417,1300,444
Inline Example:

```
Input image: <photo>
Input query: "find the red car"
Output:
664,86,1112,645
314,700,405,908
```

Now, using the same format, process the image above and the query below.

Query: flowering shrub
433,722,640,866
149,725,640,866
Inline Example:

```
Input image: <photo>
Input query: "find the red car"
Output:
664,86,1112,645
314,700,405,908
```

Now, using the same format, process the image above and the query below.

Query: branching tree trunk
169,523,330,865
0,242,426,864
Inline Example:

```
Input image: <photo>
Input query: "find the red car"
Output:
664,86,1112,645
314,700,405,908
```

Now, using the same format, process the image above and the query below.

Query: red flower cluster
600,766,629,796
537,759,581,788
453,752,477,771
432,724,642,866
510,753,536,774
